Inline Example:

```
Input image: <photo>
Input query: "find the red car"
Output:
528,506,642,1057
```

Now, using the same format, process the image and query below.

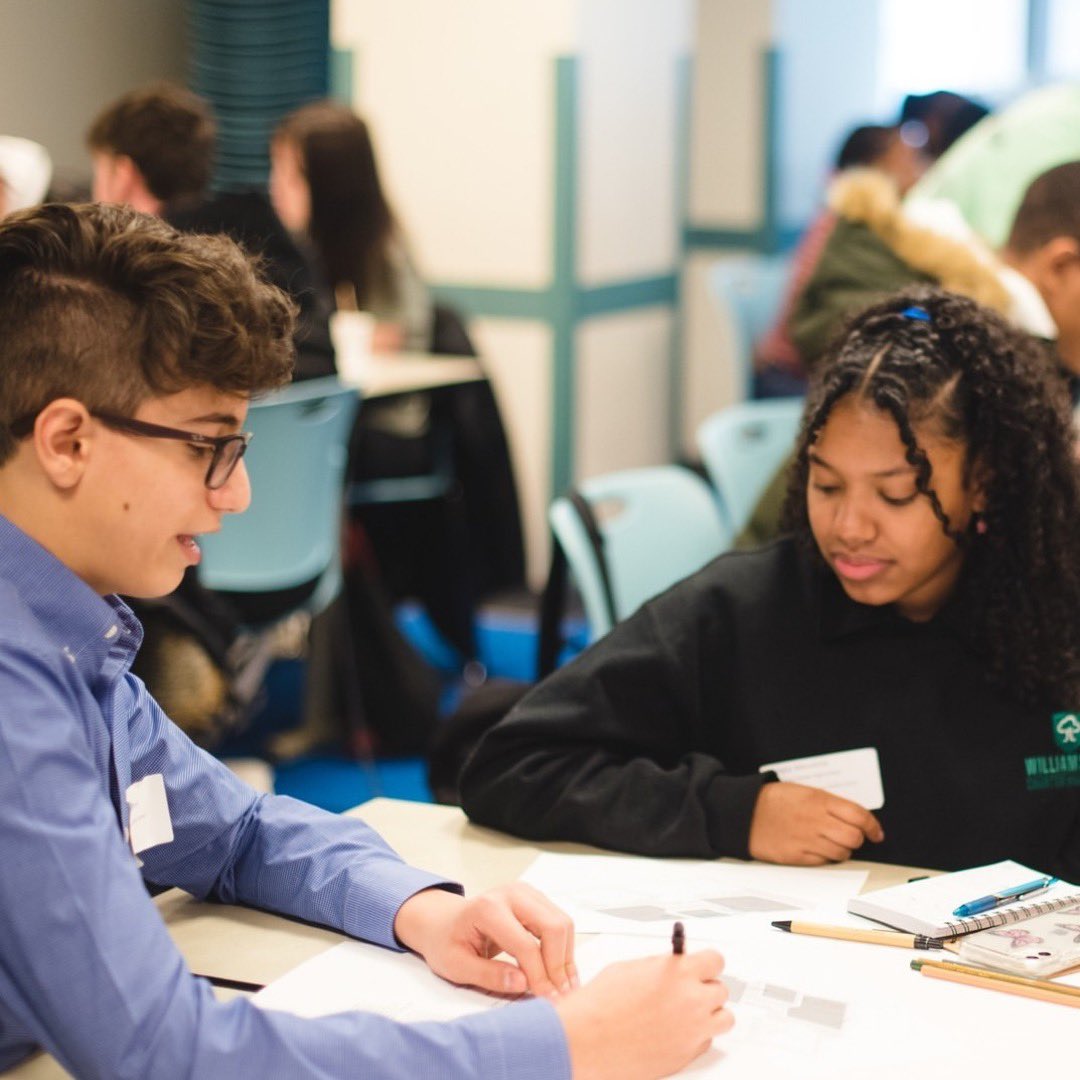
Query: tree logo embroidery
1053,713,1080,753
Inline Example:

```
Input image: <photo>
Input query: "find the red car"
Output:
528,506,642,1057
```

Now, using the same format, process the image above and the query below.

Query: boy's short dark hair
87,82,217,204
1007,161,1080,254
0,202,295,464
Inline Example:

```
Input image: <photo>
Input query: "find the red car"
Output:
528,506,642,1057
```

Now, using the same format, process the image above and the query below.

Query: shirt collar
999,265,1058,341
0,513,141,682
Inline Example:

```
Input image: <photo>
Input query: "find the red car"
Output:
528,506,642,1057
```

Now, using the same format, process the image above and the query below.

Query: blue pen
951,876,1059,918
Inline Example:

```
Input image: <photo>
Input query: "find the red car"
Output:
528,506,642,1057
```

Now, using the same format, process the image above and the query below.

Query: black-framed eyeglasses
9,410,253,490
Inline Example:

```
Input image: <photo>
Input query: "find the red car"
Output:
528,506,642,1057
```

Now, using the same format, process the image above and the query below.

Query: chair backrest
549,465,732,641
708,253,792,399
696,397,805,535
199,377,359,613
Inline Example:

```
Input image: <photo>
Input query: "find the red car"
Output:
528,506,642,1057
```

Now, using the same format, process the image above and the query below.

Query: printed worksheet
253,940,511,1022
520,853,868,940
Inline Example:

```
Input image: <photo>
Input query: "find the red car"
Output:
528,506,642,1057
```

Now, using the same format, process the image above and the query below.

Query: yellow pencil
911,958,1080,1008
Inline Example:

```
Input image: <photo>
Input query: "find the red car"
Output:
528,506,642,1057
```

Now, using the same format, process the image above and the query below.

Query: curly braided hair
780,286,1080,707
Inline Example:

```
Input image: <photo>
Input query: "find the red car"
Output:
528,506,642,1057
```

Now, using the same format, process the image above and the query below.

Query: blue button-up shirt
0,514,569,1079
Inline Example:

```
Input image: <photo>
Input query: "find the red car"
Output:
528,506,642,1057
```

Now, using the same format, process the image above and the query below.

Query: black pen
194,973,266,992
672,920,685,955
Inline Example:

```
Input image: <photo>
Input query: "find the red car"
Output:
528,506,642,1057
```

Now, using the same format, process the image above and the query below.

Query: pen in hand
671,921,685,955
951,875,1058,917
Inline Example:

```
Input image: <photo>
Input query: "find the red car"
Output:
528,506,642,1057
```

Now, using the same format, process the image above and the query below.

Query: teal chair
198,378,361,738
695,398,804,535
708,254,792,400
545,466,732,652
200,376,359,614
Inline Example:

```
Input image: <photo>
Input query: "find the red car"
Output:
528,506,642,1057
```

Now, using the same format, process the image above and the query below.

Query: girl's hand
748,781,884,865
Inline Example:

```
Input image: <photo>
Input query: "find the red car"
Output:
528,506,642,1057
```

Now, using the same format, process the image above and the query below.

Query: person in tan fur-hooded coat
790,167,1019,367
742,162,1080,548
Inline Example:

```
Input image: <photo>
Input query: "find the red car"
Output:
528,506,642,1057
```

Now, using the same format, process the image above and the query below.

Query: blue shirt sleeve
0,643,572,1079
124,672,452,947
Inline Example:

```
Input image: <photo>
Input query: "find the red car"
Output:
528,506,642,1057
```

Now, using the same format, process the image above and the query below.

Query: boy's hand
555,951,733,1080
748,781,884,865
393,883,577,997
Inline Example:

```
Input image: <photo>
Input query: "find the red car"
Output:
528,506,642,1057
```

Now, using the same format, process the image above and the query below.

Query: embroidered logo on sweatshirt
1024,714,1080,791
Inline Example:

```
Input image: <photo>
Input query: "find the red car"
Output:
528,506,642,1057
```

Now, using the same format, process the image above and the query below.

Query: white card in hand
759,747,884,809
125,773,174,855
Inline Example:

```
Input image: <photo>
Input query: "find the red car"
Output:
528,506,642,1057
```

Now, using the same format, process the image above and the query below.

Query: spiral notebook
847,860,1080,939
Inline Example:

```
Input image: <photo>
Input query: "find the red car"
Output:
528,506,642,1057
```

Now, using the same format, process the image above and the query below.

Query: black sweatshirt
460,538,1080,879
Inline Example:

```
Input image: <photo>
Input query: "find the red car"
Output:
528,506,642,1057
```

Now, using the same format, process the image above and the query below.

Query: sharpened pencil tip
772,921,792,931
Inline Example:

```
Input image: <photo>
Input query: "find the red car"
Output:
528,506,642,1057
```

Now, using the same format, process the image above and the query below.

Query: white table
4,799,931,1078
337,351,485,400
8,799,1067,1075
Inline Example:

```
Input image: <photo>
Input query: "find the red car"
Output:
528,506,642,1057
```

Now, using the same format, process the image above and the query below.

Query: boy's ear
32,399,95,490
1032,236,1080,290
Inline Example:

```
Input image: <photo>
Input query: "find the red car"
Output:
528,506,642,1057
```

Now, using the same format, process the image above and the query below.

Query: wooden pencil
911,958,1080,1008
772,921,942,950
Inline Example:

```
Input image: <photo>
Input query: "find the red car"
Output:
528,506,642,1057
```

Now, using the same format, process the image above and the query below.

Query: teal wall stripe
431,285,552,321
1027,0,1049,82
682,47,801,255
760,46,782,253
684,225,802,252
669,53,692,461
329,46,354,104
578,275,676,319
550,56,580,496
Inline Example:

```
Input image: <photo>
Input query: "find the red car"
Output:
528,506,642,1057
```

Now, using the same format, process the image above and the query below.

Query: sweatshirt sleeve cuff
454,997,571,1080
342,857,464,949
706,771,775,859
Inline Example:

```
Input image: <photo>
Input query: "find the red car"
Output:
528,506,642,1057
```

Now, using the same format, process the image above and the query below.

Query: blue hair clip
900,305,931,322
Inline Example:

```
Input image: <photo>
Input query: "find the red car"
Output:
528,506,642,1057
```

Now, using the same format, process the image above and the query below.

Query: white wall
680,0,881,455
333,0,575,288
774,0,880,228
575,308,675,481
572,0,691,493
0,0,187,190
577,0,691,284
333,0,692,586
688,0,774,228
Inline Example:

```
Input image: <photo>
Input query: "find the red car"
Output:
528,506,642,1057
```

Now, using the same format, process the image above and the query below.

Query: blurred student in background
0,135,52,219
269,101,527,684
740,161,1080,550
87,82,334,379
271,100,431,353
898,90,989,163
907,84,1080,249
754,123,927,397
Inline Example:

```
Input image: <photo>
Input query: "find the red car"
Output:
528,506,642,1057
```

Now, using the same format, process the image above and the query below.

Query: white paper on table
249,922,1075,1079
575,929,1071,1079
520,853,868,940
253,940,511,1022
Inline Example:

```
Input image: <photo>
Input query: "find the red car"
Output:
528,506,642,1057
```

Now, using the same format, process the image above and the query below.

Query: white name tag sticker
125,773,174,855
759,747,884,810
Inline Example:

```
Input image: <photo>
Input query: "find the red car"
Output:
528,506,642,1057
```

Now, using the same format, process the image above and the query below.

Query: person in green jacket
742,160,1080,548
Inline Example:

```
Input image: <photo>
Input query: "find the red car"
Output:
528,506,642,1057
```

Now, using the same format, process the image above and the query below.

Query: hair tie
900,305,931,322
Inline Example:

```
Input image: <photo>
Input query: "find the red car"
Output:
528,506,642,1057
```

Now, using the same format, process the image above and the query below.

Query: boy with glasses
0,202,731,1079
